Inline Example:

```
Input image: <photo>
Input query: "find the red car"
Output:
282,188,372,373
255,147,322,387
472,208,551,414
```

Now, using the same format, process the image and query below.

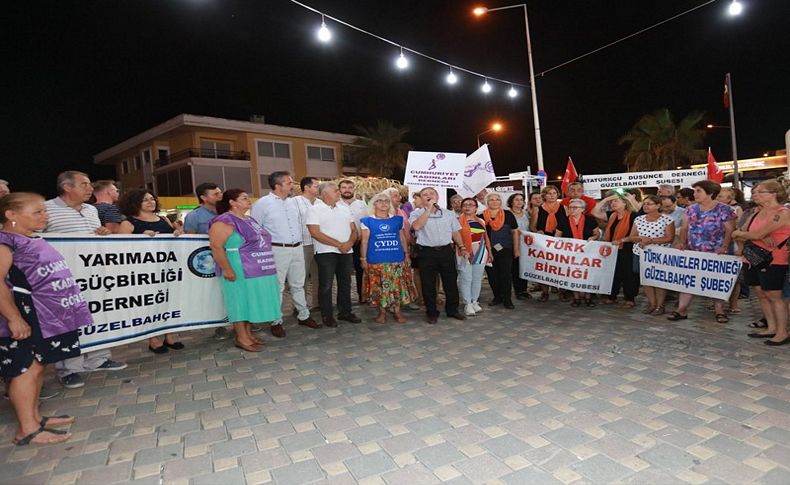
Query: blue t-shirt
184,205,217,235
361,216,404,264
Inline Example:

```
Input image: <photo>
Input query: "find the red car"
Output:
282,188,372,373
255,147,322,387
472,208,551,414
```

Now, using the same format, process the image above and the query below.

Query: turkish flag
561,157,578,196
707,148,724,183
723,78,730,109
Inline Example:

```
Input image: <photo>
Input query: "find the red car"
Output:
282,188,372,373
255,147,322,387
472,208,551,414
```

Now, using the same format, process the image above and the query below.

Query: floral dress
360,216,417,308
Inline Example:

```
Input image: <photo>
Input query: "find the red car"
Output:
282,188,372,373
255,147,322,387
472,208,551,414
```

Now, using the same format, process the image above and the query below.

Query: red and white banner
519,231,618,294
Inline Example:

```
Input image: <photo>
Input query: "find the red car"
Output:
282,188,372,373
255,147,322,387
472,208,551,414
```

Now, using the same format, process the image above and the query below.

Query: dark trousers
352,242,364,301
486,248,514,304
418,245,460,317
610,248,639,301
315,252,353,318
511,254,527,295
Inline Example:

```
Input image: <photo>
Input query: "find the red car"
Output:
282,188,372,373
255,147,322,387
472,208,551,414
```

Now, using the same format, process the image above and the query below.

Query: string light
508,85,518,98
481,78,492,94
317,15,331,42
446,67,457,85
395,47,408,69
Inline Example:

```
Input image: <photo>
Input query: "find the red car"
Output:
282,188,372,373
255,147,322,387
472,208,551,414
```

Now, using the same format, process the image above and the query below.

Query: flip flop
747,318,768,329
765,337,790,346
13,426,69,446
667,312,688,321
234,341,263,352
715,313,729,323
40,415,75,428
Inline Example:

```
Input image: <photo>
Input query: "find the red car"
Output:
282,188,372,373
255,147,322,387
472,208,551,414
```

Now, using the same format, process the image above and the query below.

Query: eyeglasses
569,206,585,210
752,190,775,194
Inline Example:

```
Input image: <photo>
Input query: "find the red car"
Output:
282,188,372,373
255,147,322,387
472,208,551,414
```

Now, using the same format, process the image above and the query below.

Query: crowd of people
1,170,789,446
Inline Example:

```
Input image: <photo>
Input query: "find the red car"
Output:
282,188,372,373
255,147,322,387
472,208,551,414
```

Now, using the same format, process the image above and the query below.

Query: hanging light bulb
395,47,408,69
481,78,492,94
446,67,457,85
317,15,331,42
508,85,518,98
728,0,743,16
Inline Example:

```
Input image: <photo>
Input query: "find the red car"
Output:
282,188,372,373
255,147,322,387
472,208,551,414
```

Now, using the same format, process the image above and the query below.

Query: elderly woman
732,180,790,345
592,191,640,307
669,180,736,322
557,198,601,306
1,193,91,445
482,193,520,309
628,195,675,315
530,186,569,301
209,189,282,352
118,189,184,353
457,198,492,315
507,193,530,300
360,192,414,323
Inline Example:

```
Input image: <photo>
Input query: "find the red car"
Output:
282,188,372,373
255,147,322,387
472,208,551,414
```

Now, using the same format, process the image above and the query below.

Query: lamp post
477,122,503,148
474,4,544,172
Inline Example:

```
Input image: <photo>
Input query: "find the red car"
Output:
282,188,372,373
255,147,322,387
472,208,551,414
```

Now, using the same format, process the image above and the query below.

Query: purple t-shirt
685,202,736,252
0,232,93,338
211,213,277,278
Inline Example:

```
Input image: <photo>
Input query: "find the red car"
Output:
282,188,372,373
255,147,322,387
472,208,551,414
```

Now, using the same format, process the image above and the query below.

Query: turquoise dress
221,232,282,323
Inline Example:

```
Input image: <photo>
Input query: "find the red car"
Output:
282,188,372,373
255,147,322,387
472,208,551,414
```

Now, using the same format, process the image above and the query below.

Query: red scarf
569,214,585,240
482,209,505,231
542,202,559,233
605,211,632,248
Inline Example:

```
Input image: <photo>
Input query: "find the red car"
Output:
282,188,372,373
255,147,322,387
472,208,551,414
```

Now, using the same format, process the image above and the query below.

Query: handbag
742,211,787,270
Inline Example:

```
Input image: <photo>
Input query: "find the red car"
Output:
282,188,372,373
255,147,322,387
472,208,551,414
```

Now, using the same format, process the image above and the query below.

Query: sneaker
60,373,85,389
96,360,128,371
472,302,482,313
213,327,231,341
464,303,476,316
407,303,420,311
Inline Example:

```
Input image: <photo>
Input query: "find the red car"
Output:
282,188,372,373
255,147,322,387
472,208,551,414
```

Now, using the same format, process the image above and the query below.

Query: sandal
651,305,665,316
642,306,656,314
585,299,596,307
13,426,70,446
622,301,636,309
727,307,741,314
234,341,263,352
667,311,688,321
715,313,729,323
538,292,549,302
40,415,75,428
393,312,407,323
602,298,617,305
571,299,581,307
747,317,768,329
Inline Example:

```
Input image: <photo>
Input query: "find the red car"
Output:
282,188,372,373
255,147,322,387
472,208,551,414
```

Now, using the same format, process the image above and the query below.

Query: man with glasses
409,187,467,324
44,171,126,389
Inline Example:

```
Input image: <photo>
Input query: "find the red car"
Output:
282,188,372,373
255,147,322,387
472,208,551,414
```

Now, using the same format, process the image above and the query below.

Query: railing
155,148,250,167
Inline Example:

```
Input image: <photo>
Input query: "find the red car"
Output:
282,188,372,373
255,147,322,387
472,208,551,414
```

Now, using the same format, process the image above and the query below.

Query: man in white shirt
251,171,319,337
307,182,361,327
338,179,368,303
295,177,320,310
43,171,127,389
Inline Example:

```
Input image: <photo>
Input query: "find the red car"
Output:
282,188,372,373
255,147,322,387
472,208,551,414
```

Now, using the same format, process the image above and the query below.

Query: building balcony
155,148,250,167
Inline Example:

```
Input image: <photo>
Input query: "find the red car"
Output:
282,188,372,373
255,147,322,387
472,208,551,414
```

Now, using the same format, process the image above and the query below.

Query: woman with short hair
457,198,492,315
529,186,568,301
483,193,520,309
592,191,640,307
628,195,675,315
557,198,601,306
507,193,530,300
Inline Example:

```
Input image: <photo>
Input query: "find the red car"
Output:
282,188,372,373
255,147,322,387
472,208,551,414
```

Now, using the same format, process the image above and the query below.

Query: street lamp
477,122,503,148
706,124,731,129
474,4,544,172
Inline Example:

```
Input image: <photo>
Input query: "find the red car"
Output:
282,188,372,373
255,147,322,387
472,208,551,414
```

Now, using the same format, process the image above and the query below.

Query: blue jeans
457,261,485,304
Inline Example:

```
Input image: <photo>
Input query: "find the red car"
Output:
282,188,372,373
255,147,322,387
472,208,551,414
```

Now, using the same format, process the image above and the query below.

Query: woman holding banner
209,190,281,352
530,186,568,301
0,193,90,446
457,198,491,315
732,180,790,346
593,192,639,307
557,198,601,307
628,195,675,315
508,193,530,300
118,189,185,353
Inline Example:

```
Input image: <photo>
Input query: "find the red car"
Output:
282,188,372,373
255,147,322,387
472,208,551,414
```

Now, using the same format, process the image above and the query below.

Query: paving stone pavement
2,289,790,484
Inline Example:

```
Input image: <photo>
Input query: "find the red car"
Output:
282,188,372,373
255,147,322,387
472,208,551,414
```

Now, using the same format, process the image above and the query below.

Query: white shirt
306,199,354,254
339,197,367,233
293,195,315,245
44,197,101,234
251,193,302,244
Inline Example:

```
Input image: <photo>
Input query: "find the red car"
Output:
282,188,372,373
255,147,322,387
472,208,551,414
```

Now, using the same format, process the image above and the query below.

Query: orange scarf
569,214,586,240
542,202,559,233
459,214,488,254
482,209,505,231
605,211,632,248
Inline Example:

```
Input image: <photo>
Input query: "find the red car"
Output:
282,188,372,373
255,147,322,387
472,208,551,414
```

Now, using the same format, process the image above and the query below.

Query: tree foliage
619,108,706,171
347,121,412,178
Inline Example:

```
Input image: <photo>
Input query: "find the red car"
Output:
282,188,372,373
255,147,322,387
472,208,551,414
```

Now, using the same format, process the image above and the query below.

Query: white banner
44,235,227,351
456,145,496,198
519,231,618,294
404,151,466,189
486,180,524,209
638,245,742,300
582,169,707,192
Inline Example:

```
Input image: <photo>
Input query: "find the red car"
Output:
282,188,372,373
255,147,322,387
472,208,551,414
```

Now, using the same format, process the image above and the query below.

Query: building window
121,160,129,175
307,145,336,162
134,155,142,171
157,148,170,163
200,140,232,159
257,141,290,159
143,149,152,163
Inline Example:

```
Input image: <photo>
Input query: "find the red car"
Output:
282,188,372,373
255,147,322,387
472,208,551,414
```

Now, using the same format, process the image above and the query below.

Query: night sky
4,0,789,195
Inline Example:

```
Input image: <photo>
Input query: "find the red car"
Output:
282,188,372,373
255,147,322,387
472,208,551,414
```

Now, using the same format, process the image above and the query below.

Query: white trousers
55,349,112,378
457,262,485,304
272,245,309,324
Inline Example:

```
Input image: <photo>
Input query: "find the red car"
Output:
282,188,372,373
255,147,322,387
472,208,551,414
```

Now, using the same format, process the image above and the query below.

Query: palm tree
347,121,412,178
619,109,706,171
